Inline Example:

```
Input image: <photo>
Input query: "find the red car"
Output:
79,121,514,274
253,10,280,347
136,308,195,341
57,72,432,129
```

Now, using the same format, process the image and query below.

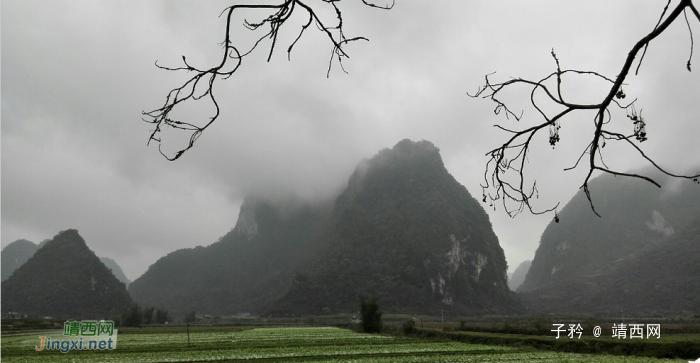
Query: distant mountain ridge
1,238,131,286
100,257,132,288
1,229,133,318
508,260,531,291
1,239,37,281
130,139,520,316
128,197,332,316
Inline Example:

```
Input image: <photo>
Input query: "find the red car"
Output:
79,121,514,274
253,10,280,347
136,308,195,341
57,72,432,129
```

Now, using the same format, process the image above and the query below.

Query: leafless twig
471,0,700,218
143,1,392,160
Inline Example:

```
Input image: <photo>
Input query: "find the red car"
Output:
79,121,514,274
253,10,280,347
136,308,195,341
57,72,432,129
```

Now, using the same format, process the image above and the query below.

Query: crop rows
1,326,688,362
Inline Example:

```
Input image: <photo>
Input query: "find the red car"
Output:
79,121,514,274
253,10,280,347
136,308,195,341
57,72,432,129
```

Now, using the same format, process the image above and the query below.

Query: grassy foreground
1,325,691,362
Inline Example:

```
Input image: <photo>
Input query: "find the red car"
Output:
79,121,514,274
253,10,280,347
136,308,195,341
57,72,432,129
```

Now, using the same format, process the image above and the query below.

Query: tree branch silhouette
143,0,393,161
471,0,700,218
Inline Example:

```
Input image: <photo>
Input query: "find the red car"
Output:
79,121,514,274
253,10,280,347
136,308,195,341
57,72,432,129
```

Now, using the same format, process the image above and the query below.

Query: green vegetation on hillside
1,230,133,319
519,169,700,316
274,139,519,315
128,198,332,317
2,238,132,286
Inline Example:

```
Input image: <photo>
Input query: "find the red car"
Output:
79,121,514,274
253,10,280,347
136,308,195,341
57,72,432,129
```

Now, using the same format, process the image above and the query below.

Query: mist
3,1,698,279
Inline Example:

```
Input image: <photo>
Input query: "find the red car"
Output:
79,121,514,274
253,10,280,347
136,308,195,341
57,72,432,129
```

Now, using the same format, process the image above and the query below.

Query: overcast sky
3,1,699,280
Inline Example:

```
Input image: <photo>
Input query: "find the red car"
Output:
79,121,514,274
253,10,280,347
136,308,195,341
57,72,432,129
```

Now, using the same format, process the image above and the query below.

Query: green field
0,326,691,362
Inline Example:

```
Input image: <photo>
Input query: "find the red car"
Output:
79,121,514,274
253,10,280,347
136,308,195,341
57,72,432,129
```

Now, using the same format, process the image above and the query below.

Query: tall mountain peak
275,139,519,315
2,229,133,319
348,139,443,186
377,139,441,161
130,139,519,316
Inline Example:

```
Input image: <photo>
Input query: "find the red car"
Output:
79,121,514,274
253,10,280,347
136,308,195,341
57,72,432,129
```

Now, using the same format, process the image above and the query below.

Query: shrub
359,296,383,333
120,304,142,327
184,310,196,324
402,318,417,335
458,319,468,331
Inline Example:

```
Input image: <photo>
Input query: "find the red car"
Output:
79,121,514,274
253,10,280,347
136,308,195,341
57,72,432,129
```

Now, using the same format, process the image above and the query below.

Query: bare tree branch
143,1,390,161
473,0,700,218
684,8,696,70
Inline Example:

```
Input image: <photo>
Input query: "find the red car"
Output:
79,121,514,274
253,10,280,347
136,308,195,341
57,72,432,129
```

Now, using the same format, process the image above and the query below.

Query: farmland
1,326,692,362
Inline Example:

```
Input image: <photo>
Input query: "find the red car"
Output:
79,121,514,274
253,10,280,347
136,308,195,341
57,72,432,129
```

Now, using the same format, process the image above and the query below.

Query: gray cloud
3,1,698,278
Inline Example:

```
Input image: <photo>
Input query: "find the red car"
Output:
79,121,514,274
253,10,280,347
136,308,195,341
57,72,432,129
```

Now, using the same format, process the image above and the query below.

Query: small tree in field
120,304,142,327
142,306,155,324
359,296,383,333
155,308,169,324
